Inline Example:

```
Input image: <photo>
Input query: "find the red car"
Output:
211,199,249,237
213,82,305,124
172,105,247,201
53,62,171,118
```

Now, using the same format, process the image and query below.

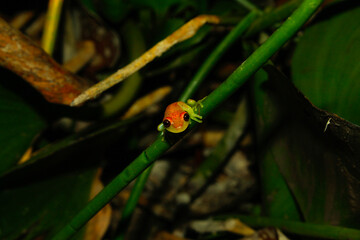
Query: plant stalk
52,0,323,239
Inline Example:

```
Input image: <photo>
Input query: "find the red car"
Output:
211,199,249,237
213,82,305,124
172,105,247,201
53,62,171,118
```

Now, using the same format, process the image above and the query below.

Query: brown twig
0,17,91,105
70,15,220,106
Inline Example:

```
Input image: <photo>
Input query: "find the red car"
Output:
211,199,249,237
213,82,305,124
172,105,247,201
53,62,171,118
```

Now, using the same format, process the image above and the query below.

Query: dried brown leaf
71,15,220,106
0,17,91,105
190,218,255,236
152,231,189,240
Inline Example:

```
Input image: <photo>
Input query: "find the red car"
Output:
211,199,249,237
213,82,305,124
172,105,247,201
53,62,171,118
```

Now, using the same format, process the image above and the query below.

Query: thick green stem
117,11,258,236
114,164,154,240
52,0,323,239
179,11,258,102
52,138,169,240
199,0,322,117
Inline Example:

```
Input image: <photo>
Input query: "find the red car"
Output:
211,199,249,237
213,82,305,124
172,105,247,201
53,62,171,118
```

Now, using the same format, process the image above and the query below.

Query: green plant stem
245,0,302,37
199,0,322,117
117,11,259,236
191,97,247,189
236,0,261,13
232,215,360,239
121,164,153,220
253,67,301,220
52,138,170,240
179,11,258,102
52,0,323,239
114,164,154,240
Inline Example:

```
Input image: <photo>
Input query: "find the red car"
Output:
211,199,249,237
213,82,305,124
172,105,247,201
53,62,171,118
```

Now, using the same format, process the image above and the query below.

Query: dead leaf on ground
121,86,172,119
190,218,255,236
152,231,189,240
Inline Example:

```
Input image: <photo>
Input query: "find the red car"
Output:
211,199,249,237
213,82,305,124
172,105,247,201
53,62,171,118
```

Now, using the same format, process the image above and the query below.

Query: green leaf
292,6,360,125
253,68,302,220
0,82,46,175
0,114,134,178
0,167,96,240
256,65,360,227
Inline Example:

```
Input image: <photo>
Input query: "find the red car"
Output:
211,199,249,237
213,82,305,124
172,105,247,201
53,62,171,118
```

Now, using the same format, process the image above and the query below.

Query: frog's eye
163,119,171,128
183,112,190,122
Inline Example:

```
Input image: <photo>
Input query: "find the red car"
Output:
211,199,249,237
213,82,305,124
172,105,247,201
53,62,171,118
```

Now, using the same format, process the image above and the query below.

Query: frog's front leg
189,110,203,123
185,98,205,123
157,123,166,139
186,97,206,112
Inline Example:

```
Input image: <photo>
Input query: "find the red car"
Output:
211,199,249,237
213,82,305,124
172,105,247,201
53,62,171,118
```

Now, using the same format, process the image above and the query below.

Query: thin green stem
52,0,323,239
121,164,153,220
236,0,261,13
114,164,154,240
199,0,322,117
117,11,259,235
179,11,258,102
231,215,360,239
245,0,302,37
52,138,169,240
193,98,247,180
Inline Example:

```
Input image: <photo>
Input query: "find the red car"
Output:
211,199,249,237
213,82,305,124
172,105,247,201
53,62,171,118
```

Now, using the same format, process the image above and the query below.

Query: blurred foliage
0,167,96,240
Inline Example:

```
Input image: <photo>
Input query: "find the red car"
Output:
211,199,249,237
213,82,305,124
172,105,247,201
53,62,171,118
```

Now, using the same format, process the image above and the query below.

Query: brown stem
0,17,91,105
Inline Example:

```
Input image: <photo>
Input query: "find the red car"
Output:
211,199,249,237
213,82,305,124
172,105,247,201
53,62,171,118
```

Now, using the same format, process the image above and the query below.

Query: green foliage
0,84,134,239
6,0,360,239
292,6,360,125
53,1,323,239
0,168,96,240
0,83,45,175
253,68,302,221
256,64,360,228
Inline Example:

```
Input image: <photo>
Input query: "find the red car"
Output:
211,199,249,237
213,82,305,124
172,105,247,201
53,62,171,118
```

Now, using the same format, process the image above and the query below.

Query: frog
157,98,205,134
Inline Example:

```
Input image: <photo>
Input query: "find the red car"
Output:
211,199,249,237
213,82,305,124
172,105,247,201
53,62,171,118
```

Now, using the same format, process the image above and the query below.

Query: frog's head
162,111,190,133
160,102,190,133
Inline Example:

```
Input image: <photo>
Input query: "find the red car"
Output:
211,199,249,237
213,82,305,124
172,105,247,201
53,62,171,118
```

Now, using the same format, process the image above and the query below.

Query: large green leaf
255,65,360,228
253,69,302,221
0,81,46,174
0,167,96,240
292,6,360,125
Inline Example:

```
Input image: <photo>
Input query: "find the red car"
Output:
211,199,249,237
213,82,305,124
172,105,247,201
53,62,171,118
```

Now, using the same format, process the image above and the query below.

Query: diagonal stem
51,0,324,239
